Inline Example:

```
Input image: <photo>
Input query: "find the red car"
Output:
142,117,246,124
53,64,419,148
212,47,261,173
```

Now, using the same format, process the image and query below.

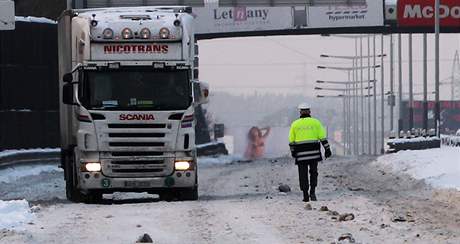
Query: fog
198,34,460,157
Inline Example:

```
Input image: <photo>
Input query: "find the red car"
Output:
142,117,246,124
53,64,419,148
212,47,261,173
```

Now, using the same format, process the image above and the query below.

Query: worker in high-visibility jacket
289,103,332,202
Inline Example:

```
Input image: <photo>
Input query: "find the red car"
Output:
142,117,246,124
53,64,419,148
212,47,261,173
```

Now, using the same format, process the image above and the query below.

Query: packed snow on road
1,146,460,243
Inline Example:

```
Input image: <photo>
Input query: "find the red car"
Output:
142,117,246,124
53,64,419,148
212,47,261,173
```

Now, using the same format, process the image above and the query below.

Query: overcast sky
199,34,460,100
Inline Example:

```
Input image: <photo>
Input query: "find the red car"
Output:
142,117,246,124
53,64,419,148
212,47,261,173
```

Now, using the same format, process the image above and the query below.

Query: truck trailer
58,6,207,203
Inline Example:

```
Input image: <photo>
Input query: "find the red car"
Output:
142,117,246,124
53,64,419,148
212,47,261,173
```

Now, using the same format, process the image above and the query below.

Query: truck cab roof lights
120,15,151,20
90,14,98,27
121,28,133,39
140,28,151,39
159,27,170,39
173,19,181,27
102,28,114,39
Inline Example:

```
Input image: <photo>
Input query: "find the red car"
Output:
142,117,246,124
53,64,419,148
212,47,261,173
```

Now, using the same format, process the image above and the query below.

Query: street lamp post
381,34,385,154
409,33,414,132
398,34,403,137
435,0,441,137
423,33,428,132
373,35,377,155
367,35,372,155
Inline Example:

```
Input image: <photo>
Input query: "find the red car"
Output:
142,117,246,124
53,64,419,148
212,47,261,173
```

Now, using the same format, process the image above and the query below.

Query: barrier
387,137,441,152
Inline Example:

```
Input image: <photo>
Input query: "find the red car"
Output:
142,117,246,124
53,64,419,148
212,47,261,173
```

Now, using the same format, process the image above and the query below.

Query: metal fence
0,21,59,150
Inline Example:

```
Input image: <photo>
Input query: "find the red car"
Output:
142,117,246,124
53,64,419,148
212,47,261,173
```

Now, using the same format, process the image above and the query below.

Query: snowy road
2,156,460,243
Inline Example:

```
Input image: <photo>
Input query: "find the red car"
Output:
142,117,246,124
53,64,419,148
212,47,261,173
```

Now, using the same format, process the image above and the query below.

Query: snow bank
0,200,33,230
0,148,60,158
376,146,460,190
0,164,62,184
15,16,56,24
198,155,242,165
387,136,440,143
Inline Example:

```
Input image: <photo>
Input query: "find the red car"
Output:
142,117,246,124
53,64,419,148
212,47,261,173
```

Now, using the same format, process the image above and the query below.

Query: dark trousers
297,161,318,192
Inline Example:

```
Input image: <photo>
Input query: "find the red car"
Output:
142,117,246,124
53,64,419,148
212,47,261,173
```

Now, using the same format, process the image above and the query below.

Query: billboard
400,101,460,133
307,0,384,28
194,6,293,34
397,0,460,27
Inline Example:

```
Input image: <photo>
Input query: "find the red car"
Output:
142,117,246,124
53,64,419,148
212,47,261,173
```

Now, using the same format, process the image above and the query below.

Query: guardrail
387,137,441,153
0,149,60,167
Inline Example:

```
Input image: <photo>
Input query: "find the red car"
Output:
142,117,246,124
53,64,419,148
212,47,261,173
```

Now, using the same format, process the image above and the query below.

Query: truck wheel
178,187,198,201
64,149,86,203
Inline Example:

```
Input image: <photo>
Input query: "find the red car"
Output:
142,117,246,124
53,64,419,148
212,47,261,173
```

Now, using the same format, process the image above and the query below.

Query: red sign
119,114,155,121
398,0,460,27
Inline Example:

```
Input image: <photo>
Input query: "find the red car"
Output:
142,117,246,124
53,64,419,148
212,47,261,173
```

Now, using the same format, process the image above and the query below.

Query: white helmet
298,103,311,110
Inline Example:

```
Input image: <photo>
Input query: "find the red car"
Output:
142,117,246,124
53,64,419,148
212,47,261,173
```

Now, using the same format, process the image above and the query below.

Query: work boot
302,191,309,202
309,188,317,201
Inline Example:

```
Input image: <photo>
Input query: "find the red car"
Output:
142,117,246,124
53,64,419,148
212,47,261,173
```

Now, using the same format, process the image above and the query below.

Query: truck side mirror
193,81,209,105
63,73,73,83
63,83,75,105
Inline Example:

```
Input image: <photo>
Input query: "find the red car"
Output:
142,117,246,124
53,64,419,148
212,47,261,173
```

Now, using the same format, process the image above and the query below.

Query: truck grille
112,168,164,173
98,120,176,177
109,142,165,147
112,160,163,165
109,133,165,138
111,151,164,157
108,123,166,129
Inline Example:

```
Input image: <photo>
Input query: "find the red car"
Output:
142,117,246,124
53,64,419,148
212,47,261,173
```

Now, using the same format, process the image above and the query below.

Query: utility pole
354,38,359,156
367,36,372,154
360,36,365,154
390,34,394,134
409,34,414,131
423,34,428,132
435,0,441,137
373,35,377,154
380,34,385,154
398,34,403,136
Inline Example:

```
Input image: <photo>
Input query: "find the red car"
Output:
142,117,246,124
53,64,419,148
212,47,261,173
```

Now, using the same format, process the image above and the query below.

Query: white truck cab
58,6,207,203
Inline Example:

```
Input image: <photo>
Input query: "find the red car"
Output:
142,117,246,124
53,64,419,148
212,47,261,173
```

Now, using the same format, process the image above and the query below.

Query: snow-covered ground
197,155,244,165
2,154,460,243
376,146,460,190
0,164,62,184
0,200,33,230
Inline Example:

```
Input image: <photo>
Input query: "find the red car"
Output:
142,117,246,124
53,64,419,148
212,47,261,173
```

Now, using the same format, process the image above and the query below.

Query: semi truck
58,6,207,203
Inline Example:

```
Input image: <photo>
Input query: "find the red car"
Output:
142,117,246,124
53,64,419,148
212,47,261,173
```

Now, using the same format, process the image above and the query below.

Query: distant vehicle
58,6,208,203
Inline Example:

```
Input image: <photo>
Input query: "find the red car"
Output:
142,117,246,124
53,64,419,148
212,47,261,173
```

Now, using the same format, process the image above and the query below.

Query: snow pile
198,155,243,165
0,164,62,184
376,146,460,190
15,16,56,24
387,136,440,143
0,148,60,158
0,200,33,230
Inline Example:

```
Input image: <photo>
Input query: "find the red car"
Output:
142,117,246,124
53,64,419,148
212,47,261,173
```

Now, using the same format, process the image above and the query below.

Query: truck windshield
80,69,191,111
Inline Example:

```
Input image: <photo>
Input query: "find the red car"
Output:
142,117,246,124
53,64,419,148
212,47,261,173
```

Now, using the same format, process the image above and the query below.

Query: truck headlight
82,162,101,172
175,161,191,171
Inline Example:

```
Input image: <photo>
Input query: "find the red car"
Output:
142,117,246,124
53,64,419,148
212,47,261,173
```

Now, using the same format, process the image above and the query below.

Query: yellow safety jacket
289,116,329,163
289,117,326,143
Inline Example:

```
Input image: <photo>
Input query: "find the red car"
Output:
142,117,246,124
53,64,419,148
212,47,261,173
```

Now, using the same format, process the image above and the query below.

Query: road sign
218,0,366,7
398,0,460,27
83,0,205,8
0,0,15,30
